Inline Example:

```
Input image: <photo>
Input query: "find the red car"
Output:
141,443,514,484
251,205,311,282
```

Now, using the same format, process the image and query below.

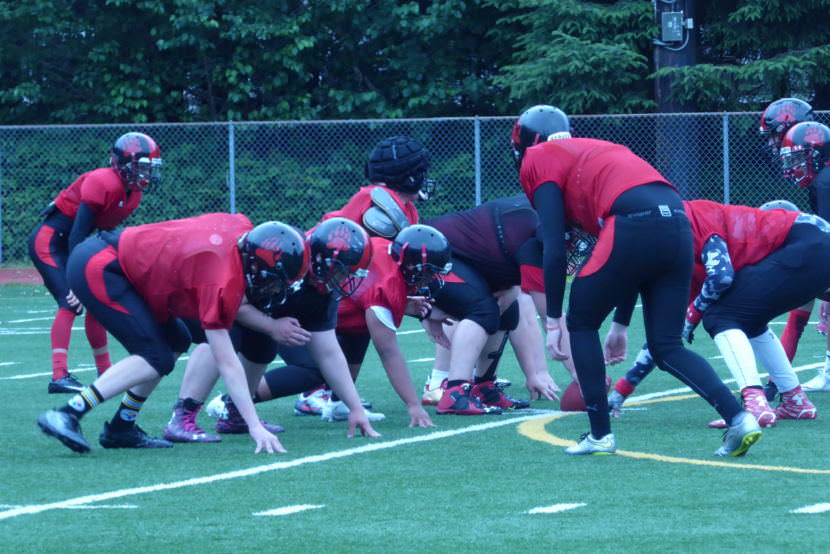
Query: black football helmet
239,222,309,312
759,98,814,156
308,217,373,299
365,136,435,199
511,105,571,167
389,224,452,293
779,121,830,188
111,132,162,191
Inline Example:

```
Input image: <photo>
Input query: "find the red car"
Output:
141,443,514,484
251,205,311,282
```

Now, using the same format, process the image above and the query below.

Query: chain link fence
2,111,828,263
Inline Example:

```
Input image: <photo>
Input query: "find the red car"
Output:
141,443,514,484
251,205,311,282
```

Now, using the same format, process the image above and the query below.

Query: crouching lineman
608,199,828,427
163,217,381,441
37,214,307,454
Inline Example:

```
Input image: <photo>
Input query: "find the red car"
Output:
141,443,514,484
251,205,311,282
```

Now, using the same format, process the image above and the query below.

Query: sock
749,328,799,393
51,308,76,379
109,390,147,431
447,379,469,389
85,314,110,374
780,309,810,362
60,385,104,418
182,397,202,412
428,369,449,389
713,329,762,390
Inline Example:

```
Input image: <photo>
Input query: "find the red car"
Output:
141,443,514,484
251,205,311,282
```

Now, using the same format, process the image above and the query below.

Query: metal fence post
228,121,236,214
0,135,4,264
722,113,730,204
474,117,481,206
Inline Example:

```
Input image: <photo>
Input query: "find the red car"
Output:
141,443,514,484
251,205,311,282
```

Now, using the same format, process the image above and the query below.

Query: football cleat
421,378,445,406
37,409,90,453
714,411,762,457
163,402,221,443
99,422,173,449
707,418,727,429
294,387,331,416
802,369,830,392
775,385,817,420
320,400,386,422
741,387,777,427
47,374,85,394
564,432,616,455
471,379,530,409
215,400,284,434
435,383,502,415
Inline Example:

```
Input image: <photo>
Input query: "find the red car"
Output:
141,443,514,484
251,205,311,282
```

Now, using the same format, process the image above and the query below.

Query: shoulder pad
369,187,411,231
362,207,399,239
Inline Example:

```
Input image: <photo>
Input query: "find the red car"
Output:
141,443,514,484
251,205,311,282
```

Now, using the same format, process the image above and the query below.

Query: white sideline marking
791,503,830,514
0,503,136,510
0,413,555,521
253,504,324,516
410,357,436,363
7,317,53,323
397,329,425,335
0,362,19,367
527,503,586,514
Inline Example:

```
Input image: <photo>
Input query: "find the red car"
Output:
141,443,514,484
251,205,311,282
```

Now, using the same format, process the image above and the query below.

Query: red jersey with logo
54,168,142,229
118,213,253,329
520,138,673,236
323,185,419,227
685,199,798,297
337,237,408,334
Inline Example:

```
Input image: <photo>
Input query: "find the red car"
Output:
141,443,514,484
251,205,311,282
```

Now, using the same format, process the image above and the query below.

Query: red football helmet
779,121,830,188
307,217,373,299
111,132,162,191
239,222,309,311
759,98,813,155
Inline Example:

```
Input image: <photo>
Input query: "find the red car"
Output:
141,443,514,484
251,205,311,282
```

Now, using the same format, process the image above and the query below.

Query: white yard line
527,503,586,514
253,504,325,516
791,503,830,514
0,413,554,521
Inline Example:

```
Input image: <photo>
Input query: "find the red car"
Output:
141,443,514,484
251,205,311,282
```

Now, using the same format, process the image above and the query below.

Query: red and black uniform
28,167,142,379
685,200,830,338
521,137,742,439
66,213,251,375
336,236,410,364
323,185,419,228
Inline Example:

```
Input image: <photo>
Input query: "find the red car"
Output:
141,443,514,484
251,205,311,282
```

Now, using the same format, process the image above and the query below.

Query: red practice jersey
520,138,672,236
685,199,799,297
337,237,408,334
118,213,253,329
323,185,419,227
54,168,142,229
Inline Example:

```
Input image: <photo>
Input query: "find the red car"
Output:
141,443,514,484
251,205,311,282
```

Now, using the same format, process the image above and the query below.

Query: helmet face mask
308,218,372,300
111,132,163,191
240,222,309,312
779,121,830,188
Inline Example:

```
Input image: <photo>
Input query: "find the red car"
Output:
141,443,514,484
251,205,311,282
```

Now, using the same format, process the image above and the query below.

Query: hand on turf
250,424,286,454
269,317,312,346
66,289,84,315
526,371,560,401
819,301,830,336
408,405,436,428
347,409,381,438
681,319,697,344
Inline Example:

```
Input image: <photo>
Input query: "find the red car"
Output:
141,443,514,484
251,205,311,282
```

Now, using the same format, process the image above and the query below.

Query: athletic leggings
567,195,741,438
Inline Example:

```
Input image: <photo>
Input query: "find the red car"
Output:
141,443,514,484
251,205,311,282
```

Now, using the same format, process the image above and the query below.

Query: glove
682,304,703,344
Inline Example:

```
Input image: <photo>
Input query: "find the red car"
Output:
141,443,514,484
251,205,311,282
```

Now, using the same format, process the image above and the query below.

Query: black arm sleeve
812,167,830,221
532,182,568,318
68,202,97,253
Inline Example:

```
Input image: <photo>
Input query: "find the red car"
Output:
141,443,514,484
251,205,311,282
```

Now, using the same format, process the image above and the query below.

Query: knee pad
498,300,519,331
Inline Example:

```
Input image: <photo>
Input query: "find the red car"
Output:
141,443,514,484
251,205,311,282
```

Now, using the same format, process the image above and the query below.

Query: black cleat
48,374,85,394
38,409,91,453
99,422,173,449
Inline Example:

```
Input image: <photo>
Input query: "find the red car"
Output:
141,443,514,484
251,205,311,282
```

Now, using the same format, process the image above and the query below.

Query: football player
608,199,825,426
163,217,382,441
37,215,307,454
514,104,759,457
28,132,161,393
